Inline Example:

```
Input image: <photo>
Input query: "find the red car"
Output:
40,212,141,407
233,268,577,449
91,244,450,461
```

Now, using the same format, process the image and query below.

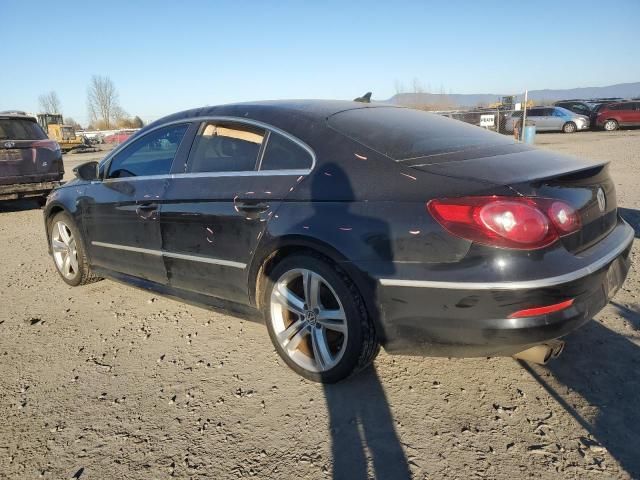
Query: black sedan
44,101,633,383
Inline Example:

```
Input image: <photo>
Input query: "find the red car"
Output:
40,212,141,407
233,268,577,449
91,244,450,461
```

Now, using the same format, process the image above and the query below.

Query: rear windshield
0,118,48,140
327,107,515,160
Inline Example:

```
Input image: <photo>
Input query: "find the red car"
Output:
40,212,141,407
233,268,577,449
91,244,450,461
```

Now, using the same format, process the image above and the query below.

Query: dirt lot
1,131,639,479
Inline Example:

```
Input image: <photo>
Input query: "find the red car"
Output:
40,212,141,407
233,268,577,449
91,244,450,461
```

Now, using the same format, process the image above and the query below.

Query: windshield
62,126,76,140
0,118,48,141
327,107,515,160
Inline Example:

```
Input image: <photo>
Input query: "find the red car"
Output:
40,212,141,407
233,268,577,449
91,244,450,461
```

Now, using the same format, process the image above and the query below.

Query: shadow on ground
323,366,411,480
522,310,640,477
0,198,42,213
619,207,640,238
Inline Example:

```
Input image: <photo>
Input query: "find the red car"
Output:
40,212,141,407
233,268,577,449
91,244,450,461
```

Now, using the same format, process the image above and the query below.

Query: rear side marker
508,299,574,319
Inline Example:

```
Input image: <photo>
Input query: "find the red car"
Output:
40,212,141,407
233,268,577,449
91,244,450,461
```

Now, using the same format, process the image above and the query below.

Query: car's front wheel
49,212,101,286
263,254,379,383
562,121,577,133
603,119,619,131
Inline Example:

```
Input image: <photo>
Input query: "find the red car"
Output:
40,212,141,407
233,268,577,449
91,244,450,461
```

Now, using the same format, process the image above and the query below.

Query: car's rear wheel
603,119,618,131
263,254,379,383
50,212,101,286
562,121,577,133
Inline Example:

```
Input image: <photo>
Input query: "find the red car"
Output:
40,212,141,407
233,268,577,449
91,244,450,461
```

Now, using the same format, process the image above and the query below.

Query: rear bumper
376,221,634,356
0,180,64,200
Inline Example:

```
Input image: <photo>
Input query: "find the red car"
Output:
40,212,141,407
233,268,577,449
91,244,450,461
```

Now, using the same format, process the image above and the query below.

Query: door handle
234,201,269,213
136,203,158,219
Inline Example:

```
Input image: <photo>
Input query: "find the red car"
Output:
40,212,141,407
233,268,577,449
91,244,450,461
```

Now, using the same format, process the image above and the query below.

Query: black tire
562,122,577,133
603,119,619,131
262,253,379,383
49,211,102,287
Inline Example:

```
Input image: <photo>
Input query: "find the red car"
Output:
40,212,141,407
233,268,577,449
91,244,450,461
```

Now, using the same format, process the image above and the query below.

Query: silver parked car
506,106,590,133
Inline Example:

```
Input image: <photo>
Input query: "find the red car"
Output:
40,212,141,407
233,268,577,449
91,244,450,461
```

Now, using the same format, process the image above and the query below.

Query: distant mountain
385,82,640,108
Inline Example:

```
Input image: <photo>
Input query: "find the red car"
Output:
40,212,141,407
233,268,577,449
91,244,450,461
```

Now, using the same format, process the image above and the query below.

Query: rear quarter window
260,132,313,171
0,118,48,140
327,107,514,161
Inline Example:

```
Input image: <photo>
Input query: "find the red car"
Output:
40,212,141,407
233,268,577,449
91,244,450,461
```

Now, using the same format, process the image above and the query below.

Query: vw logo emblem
3,141,15,148
596,188,606,212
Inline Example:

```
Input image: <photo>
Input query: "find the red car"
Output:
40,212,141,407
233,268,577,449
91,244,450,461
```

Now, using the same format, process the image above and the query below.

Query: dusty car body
0,112,64,202
43,101,633,382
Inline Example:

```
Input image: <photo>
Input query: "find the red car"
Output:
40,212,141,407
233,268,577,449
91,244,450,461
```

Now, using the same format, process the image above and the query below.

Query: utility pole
521,89,528,141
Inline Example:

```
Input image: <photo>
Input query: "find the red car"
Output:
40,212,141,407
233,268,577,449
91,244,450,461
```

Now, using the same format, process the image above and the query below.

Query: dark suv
553,100,593,118
0,112,64,203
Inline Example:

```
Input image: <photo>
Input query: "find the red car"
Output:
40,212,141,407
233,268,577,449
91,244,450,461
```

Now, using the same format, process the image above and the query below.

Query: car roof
602,100,636,107
148,100,399,128
0,111,38,121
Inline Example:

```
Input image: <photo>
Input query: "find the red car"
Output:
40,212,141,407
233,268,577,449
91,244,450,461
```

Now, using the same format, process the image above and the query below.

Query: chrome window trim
101,168,312,183
99,115,316,180
91,241,246,269
379,223,634,290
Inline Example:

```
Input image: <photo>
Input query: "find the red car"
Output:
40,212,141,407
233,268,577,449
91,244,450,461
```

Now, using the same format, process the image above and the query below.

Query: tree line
37,75,144,130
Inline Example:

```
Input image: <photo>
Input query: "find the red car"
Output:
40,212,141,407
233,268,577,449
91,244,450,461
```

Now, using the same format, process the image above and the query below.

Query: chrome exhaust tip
513,339,565,365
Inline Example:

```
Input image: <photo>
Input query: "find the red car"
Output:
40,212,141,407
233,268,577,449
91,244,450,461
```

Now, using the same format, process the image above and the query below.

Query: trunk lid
409,148,617,253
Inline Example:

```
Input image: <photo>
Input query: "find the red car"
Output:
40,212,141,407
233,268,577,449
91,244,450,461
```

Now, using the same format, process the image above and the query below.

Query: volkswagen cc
44,101,633,383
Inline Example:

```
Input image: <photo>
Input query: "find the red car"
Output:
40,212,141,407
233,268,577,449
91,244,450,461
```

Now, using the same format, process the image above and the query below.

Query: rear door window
259,132,313,171
106,123,189,179
0,118,48,140
187,122,266,173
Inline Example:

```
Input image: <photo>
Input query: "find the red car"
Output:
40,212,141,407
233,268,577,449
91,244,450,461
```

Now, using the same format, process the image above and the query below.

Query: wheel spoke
317,308,346,322
63,254,72,276
311,327,333,369
57,222,71,244
317,319,347,333
274,284,305,315
69,250,79,272
286,324,309,353
277,318,306,344
52,239,67,253
303,271,320,309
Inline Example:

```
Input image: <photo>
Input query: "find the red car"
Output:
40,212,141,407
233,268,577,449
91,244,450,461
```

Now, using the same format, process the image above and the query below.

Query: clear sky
1,0,638,124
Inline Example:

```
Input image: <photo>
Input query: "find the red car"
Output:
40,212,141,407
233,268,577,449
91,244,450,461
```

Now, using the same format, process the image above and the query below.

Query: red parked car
595,101,640,131
104,129,136,144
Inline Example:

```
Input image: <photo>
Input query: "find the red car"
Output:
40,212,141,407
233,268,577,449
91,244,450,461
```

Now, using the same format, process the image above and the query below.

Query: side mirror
73,161,99,181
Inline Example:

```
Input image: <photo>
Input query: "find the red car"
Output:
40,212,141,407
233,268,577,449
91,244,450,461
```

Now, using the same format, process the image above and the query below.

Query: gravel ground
1,130,639,480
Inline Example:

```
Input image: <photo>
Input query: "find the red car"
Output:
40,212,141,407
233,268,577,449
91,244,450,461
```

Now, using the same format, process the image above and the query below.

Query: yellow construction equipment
37,114,88,152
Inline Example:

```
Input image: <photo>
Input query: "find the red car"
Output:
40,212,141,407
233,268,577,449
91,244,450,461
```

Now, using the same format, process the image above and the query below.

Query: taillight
427,196,580,250
546,200,580,234
32,140,61,152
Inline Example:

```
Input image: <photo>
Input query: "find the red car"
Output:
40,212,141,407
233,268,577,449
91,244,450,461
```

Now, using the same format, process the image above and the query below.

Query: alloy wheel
51,221,79,280
604,120,617,131
270,268,348,373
